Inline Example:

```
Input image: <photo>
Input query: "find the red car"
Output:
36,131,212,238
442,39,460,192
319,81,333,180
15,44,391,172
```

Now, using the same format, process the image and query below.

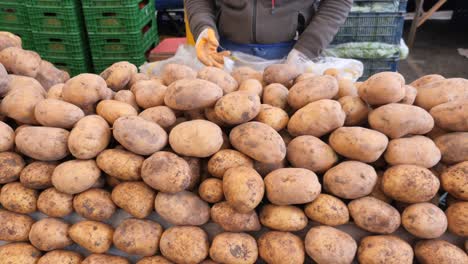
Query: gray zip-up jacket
185,0,353,58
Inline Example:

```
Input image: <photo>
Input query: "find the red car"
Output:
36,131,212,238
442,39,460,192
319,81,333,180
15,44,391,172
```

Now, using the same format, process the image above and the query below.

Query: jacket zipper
252,0,257,43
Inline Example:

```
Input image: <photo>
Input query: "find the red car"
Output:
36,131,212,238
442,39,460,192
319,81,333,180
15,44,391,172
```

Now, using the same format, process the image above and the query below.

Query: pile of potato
0,31,467,264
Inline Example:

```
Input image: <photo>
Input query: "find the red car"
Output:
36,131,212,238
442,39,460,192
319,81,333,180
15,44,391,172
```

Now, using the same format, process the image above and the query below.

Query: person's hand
196,28,230,68
286,49,314,73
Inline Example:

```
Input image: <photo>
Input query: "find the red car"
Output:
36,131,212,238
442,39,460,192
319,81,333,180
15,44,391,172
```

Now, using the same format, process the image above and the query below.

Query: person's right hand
195,28,230,68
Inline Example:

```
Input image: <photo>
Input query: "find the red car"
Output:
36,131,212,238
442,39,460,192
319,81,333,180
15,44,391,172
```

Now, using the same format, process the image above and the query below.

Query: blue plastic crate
358,55,399,80
352,0,408,12
155,0,183,10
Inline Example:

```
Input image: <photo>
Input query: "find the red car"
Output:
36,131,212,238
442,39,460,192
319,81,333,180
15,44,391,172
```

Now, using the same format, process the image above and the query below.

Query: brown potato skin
338,96,370,125
382,165,439,203
111,181,155,219
370,174,393,204
62,73,109,111
155,191,210,226
259,204,308,231
238,79,263,96
324,161,377,199
262,83,288,109
304,194,349,226
34,59,70,92
198,66,238,94
68,115,111,159
137,256,174,264
230,121,286,163
69,221,114,253
73,188,116,221
142,151,191,193
0,47,41,77
415,78,468,110
231,67,263,84
199,178,224,203
336,78,358,98
139,106,177,128
329,127,389,163
441,161,468,200
305,226,357,264
133,80,167,109
0,209,34,242
164,79,223,110
211,201,261,232
410,74,445,88
37,187,73,217
430,100,468,131
288,75,339,109
0,121,14,151
47,83,63,100
223,166,264,213
214,91,261,125
434,132,468,164
113,218,163,256
208,149,253,178
263,64,300,88
358,72,406,105
0,182,37,214
254,104,289,131
38,250,83,264
114,90,139,111
169,120,223,157
19,161,55,189
288,99,345,137
82,254,130,264
160,226,209,264
384,136,441,168
446,202,468,236
287,135,337,173
15,126,69,161
51,160,101,195
34,99,84,129
264,168,321,205
1,79,45,124
0,242,42,264
358,235,413,264
402,202,447,239
348,196,401,234
161,63,197,85
209,232,258,264
29,218,72,251
100,61,137,91
96,99,138,125
97,149,144,181
0,152,25,183
415,240,468,264
258,231,304,264
399,84,417,104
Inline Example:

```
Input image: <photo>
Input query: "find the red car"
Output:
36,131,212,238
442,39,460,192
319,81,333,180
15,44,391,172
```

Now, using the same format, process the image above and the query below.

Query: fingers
196,44,213,67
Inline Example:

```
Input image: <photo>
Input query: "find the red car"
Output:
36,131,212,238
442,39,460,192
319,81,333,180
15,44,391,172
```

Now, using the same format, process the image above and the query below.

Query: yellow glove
196,28,230,68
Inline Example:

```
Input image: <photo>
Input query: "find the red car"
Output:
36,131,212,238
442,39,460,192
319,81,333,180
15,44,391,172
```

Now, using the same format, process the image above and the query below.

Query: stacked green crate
28,0,92,76
0,1,33,50
82,0,159,73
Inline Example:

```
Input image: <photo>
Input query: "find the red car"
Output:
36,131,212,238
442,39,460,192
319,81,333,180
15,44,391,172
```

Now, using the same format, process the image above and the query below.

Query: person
185,0,353,69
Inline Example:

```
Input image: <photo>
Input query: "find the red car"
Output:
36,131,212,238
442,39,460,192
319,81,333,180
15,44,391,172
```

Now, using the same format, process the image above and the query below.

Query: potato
259,204,307,231
97,149,143,181
113,116,167,155
338,96,369,125
160,226,209,264
209,232,258,264
399,84,417,104
29,218,72,251
200,260,218,264
286,135,337,173
329,127,389,163
164,79,222,110
336,78,358,98
265,168,321,205
254,104,289,131
434,132,468,164
161,63,196,85
304,226,357,264
47,83,63,100
52,160,101,194
369,173,393,203
62,73,109,112
294,72,317,83
204,107,228,127
155,191,210,226
348,196,401,234
100,61,137,91
446,202,468,236
113,90,138,111
69,221,114,253
211,201,261,232
19,161,55,189
415,240,468,264
304,194,349,226
113,218,163,256
183,156,201,190
111,181,155,218
37,187,73,217
0,209,33,242
0,31,22,50
141,151,191,193
288,75,339,109
15,126,69,161
133,80,167,109
441,161,468,200
68,115,111,159
238,79,263,96
169,120,223,157
410,74,445,88
430,100,468,131
199,178,224,203
127,72,150,89
370,103,434,139
382,165,439,203
35,60,70,90
0,121,14,151
358,235,413,264
0,62,9,94
231,66,262,84
1,83,45,124
401,202,447,238
263,64,300,88
214,91,260,125
198,66,238,94
262,83,288,109
0,47,41,77
230,121,286,163
38,250,83,264
73,188,115,221
139,106,177,128
34,99,84,129
288,99,345,137
137,256,174,264
415,78,468,110
0,242,41,264
0,182,37,214
258,231,304,264
223,166,264,213
0,152,25,183
384,136,441,168
82,254,130,264
207,149,253,178
358,72,406,105
5,74,46,95
96,100,137,125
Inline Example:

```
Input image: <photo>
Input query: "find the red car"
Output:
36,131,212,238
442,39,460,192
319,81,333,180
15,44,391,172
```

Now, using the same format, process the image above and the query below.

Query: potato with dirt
305,226,357,264
415,240,468,264
0,121,13,151
415,78,468,110
399,85,417,104
445,201,468,236
136,256,174,264
97,149,143,181
133,80,167,109
304,194,349,226
96,99,138,124
169,120,223,157
111,181,155,219
20,161,55,189
0,182,38,214
258,231,304,264
288,75,339,109
47,83,63,99
358,235,413,264
198,66,238,94
69,221,114,253
0,151,24,183
348,196,401,234
73,188,116,221
434,132,468,164
155,191,210,226
29,218,72,251
37,187,73,217
207,149,254,178
199,178,224,203
336,78,358,98
35,60,70,90
263,64,300,87
82,254,130,264
51,160,101,194
430,100,468,131
61,73,109,113
214,91,261,125
0,242,42,264
222,166,264,213
401,202,447,239
100,61,137,91
0,62,9,94
231,66,263,84
262,83,288,109
160,226,209,264
211,201,261,232
238,79,263,96
358,72,406,105
113,218,163,256
1,80,46,124
164,79,222,110
161,63,197,85
260,204,308,231
209,232,258,264
139,106,177,129
338,96,369,125
0,31,22,50
68,115,111,159
15,126,69,161
0,47,41,77
34,99,84,129
38,250,83,264
254,104,289,131
384,136,441,168
441,161,468,200
410,74,445,88
0,209,34,242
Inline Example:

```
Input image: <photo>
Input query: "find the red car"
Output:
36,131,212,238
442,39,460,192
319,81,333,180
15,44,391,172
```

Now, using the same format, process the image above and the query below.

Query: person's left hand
196,28,231,68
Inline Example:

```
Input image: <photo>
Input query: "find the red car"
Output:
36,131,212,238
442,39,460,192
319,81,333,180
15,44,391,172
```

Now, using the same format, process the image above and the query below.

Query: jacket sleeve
184,0,218,40
294,0,352,59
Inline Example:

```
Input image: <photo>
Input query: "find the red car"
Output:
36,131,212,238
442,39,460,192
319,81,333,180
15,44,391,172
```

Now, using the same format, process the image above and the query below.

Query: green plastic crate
27,0,76,7
82,0,146,7
32,31,89,58
28,4,84,33
92,55,146,73
0,2,29,29
82,0,155,33
44,55,92,76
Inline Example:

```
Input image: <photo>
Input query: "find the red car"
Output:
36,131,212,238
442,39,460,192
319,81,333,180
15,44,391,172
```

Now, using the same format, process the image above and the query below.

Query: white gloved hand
286,49,314,73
